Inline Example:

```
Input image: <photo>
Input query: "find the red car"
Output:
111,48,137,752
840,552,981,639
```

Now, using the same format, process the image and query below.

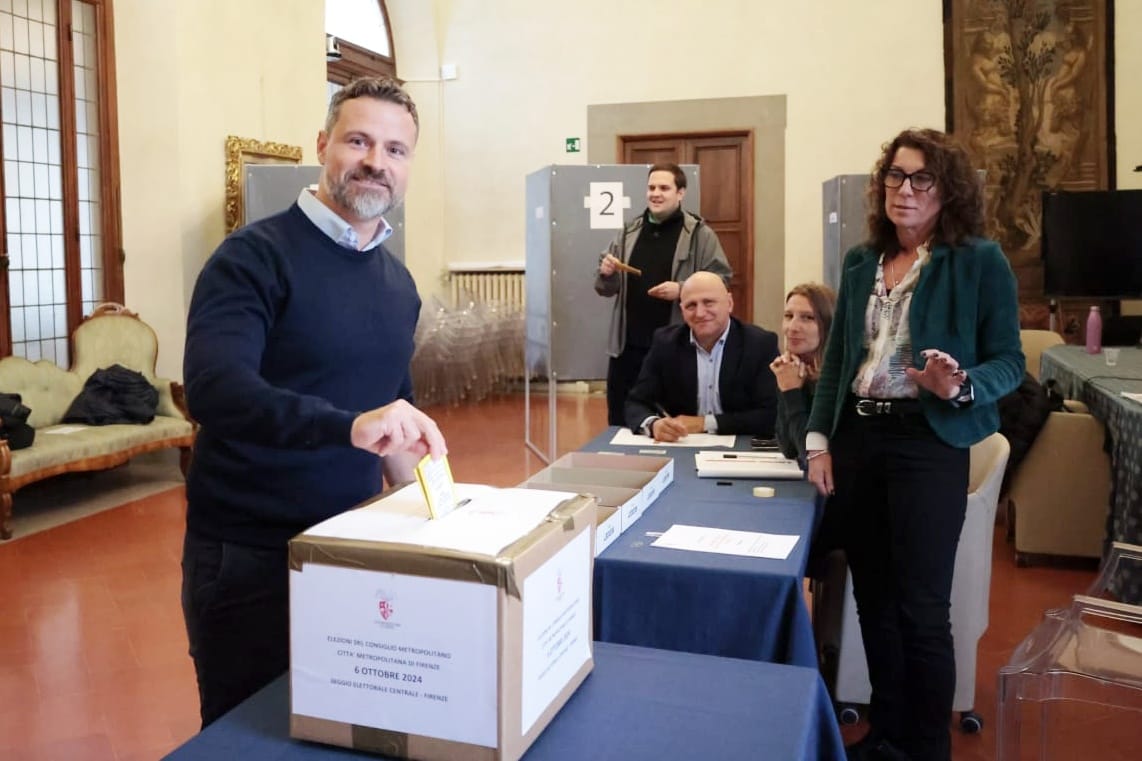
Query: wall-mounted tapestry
945,0,1113,331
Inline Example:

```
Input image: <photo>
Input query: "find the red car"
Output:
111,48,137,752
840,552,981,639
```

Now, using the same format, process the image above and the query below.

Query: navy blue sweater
184,204,420,548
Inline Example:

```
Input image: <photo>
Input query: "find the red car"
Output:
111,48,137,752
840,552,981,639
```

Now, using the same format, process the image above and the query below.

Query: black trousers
606,346,649,426
828,406,969,761
181,529,290,728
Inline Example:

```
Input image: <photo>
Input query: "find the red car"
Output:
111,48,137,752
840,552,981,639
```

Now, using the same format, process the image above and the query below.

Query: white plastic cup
1105,347,1120,367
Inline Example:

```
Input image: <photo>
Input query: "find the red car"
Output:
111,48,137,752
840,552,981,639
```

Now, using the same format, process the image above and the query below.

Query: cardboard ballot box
526,452,673,532
288,484,596,761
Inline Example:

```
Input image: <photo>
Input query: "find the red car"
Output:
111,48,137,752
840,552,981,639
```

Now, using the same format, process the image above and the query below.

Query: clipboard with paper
694,450,804,480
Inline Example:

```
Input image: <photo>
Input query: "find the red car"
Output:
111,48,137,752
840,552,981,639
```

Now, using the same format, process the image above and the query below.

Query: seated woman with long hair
769,283,836,463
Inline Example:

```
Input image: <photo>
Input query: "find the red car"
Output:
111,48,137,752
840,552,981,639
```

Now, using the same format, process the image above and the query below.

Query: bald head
681,271,729,301
680,272,733,351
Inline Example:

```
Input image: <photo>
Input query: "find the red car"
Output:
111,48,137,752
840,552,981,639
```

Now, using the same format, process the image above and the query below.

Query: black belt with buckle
854,398,923,417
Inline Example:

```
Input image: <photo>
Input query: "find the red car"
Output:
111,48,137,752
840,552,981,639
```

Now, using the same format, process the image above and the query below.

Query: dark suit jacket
624,317,780,436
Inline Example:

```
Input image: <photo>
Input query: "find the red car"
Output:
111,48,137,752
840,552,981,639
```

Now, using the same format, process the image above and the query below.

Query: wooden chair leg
0,490,12,540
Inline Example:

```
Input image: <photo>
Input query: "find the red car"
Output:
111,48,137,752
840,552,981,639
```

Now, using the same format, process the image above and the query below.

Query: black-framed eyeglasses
884,168,936,192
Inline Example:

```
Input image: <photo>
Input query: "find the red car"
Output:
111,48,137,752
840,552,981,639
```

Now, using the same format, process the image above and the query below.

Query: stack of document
694,450,804,480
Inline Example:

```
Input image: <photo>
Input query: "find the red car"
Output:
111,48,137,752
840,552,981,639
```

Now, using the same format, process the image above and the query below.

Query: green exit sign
565,137,581,153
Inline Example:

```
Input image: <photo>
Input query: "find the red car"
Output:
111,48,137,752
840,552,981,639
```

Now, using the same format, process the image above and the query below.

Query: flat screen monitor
1041,189,1142,299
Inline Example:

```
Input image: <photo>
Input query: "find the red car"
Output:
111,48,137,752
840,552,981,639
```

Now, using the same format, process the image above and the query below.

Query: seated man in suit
625,271,780,441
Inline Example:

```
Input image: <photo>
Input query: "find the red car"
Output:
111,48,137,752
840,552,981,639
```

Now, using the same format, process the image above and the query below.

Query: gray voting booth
244,164,405,261
524,164,700,462
821,174,869,292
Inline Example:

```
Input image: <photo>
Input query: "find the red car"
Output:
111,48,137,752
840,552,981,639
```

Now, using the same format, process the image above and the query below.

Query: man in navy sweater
181,77,446,727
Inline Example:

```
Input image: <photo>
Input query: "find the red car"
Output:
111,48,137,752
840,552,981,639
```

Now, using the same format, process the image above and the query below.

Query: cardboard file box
288,485,596,761
517,482,635,555
535,453,673,530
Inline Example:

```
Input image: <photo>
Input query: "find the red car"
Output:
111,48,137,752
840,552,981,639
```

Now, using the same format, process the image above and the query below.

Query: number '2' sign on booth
584,182,630,230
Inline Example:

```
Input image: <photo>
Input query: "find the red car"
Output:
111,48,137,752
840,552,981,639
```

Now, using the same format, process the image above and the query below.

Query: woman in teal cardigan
805,129,1023,761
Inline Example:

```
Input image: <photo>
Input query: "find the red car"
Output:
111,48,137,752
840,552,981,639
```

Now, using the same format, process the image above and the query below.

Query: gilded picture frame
224,136,304,234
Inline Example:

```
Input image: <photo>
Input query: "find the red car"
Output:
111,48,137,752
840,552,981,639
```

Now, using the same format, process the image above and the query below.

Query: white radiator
447,265,526,310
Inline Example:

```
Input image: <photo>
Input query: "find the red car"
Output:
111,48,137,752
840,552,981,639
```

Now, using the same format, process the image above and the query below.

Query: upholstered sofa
1006,399,1111,564
0,304,195,539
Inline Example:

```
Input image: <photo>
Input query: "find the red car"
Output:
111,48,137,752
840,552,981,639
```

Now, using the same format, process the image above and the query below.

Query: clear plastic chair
997,593,1142,760
1086,542,1142,605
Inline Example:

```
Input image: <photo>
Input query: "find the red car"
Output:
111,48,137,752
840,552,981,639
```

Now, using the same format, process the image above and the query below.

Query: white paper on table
651,523,800,560
520,528,592,735
1121,392,1142,405
42,425,86,434
609,428,735,448
305,483,574,557
290,563,498,747
694,450,804,480
696,450,797,464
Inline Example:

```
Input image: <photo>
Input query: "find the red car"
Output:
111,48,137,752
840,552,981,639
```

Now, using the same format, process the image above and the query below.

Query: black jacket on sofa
63,364,158,425
0,391,34,449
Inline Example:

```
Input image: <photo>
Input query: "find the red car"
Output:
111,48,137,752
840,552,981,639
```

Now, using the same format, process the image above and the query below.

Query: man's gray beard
331,178,400,219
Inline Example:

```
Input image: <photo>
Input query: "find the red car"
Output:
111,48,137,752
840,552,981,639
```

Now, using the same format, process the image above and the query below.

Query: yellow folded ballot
415,453,459,518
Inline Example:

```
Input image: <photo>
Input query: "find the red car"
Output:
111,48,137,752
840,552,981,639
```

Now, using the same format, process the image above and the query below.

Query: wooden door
621,132,754,323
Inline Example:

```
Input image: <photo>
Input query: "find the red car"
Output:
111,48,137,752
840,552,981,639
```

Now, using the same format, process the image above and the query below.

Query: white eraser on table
753,486,775,498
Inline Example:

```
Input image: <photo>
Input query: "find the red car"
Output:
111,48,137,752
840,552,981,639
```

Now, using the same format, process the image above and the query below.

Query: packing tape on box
752,486,775,498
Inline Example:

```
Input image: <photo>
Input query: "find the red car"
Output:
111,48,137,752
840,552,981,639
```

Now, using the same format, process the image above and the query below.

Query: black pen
655,403,671,419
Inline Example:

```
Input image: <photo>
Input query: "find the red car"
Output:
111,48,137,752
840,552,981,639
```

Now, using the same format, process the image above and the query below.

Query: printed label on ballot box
290,564,498,747
520,529,593,734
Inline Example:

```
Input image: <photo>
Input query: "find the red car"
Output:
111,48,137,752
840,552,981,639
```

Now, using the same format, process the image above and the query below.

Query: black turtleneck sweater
625,207,684,348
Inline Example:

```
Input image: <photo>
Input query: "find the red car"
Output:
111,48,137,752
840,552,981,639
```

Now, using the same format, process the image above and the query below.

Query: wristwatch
951,377,974,407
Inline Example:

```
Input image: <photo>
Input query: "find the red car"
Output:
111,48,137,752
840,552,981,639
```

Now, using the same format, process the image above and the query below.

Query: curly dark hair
865,128,984,255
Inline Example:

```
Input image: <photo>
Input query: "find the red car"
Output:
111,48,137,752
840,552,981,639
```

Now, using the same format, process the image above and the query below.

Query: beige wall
112,1,1142,375
1115,2,1142,317
1117,1,1141,192
395,0,947,328
115,0,326,378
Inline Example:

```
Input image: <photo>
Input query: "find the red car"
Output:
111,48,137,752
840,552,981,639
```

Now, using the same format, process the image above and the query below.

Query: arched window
325,0,395,85
0,0,122,364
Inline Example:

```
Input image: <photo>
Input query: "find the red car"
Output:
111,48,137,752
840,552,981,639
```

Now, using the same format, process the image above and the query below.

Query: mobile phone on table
750,437,780,451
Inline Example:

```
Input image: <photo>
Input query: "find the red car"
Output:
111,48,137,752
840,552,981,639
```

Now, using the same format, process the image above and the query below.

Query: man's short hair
647,162,686,190
325,76,419,135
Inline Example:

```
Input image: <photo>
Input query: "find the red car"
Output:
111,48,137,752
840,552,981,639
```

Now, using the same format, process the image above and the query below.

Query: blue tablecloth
587,428,823,668
162,643,845,761
1041,346,1142,603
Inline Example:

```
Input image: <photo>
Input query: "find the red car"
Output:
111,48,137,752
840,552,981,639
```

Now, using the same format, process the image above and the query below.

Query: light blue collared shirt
296,187,392,252
691,322,731,433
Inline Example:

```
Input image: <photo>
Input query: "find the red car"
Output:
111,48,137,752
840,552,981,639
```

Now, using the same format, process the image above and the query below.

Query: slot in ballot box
288,484,596,761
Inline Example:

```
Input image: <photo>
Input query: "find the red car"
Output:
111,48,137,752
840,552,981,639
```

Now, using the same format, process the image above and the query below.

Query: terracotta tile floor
0,394,1099,760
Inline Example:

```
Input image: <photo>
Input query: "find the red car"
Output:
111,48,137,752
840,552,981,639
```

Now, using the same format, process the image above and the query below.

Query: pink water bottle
1085,305,1102,354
